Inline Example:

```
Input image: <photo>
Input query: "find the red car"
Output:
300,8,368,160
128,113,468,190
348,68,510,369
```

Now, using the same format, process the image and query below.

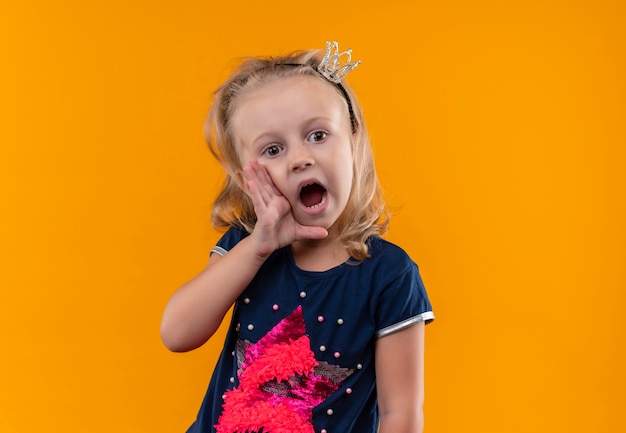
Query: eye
262,144,283,157
307,131,328,143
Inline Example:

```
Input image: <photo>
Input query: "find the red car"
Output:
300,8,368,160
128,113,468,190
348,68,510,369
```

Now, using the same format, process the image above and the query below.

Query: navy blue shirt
187,227,433,433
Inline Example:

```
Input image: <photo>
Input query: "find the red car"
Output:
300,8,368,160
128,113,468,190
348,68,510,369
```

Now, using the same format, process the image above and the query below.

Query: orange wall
1,1,624,432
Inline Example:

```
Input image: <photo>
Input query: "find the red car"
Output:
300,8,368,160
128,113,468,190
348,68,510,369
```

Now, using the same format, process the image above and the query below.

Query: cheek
263,165,289,195
339,148,355,182
333,153,354,196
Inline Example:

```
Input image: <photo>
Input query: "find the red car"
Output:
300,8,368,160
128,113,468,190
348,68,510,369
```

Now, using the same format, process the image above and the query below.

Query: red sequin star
216,306,353,433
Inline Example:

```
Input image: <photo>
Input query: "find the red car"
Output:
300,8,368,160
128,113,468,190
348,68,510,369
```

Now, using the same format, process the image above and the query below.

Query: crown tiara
316,41,361,84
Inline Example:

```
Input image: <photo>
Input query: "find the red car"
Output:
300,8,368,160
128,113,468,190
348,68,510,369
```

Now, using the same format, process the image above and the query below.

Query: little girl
161,41,434,433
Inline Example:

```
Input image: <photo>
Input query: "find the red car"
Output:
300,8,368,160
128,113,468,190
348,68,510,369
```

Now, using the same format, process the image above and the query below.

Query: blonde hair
205,49,389,260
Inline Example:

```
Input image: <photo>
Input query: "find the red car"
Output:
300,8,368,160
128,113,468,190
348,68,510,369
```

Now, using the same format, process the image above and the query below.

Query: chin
295,214,336,231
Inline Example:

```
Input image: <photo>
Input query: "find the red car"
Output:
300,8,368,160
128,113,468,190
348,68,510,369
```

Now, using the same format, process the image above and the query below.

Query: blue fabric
186,226,433,433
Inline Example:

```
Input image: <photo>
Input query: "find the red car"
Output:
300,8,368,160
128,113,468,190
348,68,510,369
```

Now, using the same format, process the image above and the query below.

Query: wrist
242,234,275,263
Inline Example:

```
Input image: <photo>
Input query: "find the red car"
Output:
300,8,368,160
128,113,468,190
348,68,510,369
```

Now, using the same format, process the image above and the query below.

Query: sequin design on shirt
216,306,353,433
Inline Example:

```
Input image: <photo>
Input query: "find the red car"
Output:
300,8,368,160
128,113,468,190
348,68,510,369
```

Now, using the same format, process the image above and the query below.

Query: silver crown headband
317,40,361,84
272,41,360,132
315,41,361,134
316,41,360,133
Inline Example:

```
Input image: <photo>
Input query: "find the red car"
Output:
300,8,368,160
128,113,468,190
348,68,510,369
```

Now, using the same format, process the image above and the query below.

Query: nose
290,144,315,172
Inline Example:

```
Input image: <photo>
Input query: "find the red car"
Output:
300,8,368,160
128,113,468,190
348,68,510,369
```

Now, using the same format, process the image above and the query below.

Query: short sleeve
210,226,249,257
374,259,434,339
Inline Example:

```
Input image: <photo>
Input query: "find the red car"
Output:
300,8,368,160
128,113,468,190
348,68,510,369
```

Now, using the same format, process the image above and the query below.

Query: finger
243,165,275,215
249,159,282,198
295,225,328,241
244,160,275,204
244,173,267,213
243,162,272,205
256,163,282,197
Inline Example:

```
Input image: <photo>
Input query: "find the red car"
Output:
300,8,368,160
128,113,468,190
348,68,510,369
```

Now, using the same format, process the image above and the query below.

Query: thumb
295,225,328,241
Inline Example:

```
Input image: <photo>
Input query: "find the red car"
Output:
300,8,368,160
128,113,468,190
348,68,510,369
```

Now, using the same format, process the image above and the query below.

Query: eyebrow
248,132,278,148
250,116,336,144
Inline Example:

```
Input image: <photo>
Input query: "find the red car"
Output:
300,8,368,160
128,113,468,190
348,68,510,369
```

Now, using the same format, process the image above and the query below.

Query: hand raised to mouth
242,159,328,258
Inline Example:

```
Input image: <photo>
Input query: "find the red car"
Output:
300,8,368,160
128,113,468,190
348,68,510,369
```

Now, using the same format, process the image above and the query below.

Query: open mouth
299,182,327,208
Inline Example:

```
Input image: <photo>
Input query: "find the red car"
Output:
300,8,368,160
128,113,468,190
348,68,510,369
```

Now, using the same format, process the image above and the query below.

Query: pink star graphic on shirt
216,306,353,433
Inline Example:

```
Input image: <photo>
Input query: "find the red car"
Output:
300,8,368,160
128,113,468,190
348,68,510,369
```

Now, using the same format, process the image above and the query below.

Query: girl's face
232,75,354,231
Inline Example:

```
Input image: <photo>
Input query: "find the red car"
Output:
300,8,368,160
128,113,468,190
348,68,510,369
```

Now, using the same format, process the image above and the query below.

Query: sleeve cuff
375,311,435,338
210,246,228,257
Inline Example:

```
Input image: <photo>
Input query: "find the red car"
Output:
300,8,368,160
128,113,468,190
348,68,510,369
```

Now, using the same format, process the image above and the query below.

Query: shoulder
366,238,435,334
347,236,423,292
211,225,250,256
366,236,417,274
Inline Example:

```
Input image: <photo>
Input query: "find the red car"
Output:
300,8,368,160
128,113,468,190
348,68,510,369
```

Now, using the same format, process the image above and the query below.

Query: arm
376,321,426,433
160,160,327,352
160,236,268,352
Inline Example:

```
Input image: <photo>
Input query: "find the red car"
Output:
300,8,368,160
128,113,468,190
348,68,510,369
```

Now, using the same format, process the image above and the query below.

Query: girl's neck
290,233,350,272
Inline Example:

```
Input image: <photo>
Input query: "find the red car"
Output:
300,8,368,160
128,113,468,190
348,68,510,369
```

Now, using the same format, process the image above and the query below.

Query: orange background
1,1,624,432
